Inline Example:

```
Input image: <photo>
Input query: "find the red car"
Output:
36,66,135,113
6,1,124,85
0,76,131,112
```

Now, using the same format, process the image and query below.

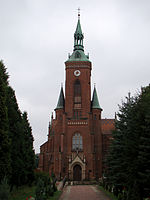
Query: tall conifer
0,61,11,181
105,86,150,199
0,60,35,187
22,112,35,184
137,86,150,198
6,86,25,187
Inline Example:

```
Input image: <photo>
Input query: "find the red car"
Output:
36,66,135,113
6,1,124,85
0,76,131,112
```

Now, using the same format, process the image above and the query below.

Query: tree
137,86,150,198
0,60,35,187
6,87,35,187
105,85,150,200
35,154,39,168
6,86,25,187
22,112,35,185
0,61,11,181
0,177,10,200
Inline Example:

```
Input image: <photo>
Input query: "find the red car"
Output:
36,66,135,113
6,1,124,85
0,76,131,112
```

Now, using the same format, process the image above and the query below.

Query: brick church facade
38,14,115,181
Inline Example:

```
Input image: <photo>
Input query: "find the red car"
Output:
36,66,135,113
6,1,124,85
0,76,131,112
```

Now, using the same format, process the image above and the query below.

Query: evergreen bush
35,178,46,200
34,171,57,198
0,177,10,200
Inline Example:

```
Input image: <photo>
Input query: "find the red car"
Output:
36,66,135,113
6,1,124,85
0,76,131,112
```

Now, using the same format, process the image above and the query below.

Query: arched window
74,79,81,96
74,79,81,109
94,114,97,120
72,133,83,151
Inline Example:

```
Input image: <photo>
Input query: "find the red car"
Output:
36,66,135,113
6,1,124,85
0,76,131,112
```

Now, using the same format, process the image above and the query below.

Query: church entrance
73,164,82,181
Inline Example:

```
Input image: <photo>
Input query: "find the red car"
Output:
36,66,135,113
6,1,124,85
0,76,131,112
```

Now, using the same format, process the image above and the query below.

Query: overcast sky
1,0,150,153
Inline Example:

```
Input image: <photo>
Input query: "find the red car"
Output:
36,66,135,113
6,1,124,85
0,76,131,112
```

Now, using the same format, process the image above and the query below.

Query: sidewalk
59,185,112,200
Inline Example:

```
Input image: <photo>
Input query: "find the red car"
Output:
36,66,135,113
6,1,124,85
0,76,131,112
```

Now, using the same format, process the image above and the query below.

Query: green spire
56,85,65,110
66,12,90,62
91,86,101,109
74,12,84,51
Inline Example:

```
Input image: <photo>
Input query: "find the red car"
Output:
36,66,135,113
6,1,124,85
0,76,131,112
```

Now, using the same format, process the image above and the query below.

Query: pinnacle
91,86,101,109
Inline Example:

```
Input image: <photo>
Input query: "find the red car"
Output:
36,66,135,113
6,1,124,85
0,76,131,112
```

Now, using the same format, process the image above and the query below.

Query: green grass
98,186,118,200
10,185,62,200
10,185,35,200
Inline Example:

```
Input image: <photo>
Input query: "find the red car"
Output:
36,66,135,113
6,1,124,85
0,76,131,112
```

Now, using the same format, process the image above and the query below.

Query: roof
74,18,83,37
55,86,65,110
67,50,90,62
66,15,91,63
91,87,101,109
101,119,115,135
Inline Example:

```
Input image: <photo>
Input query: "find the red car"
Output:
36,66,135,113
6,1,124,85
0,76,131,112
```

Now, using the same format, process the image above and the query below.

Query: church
38,13,115,181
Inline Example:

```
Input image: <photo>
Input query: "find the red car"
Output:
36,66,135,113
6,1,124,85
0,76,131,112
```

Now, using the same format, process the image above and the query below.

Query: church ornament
74,70,81,77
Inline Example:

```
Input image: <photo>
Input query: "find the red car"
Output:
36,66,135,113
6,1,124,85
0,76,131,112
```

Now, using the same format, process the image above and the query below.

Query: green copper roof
67,50,89,62
91,86,101,109
56,86,65,109
74,18,84,51
75,18,83,36
66,15,90,62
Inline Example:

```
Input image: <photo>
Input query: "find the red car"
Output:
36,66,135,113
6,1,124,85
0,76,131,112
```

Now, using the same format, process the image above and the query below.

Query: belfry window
74,79,81,109
72,133,83,151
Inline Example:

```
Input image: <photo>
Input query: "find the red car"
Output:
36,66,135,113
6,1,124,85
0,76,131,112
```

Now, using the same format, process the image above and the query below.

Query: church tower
39,13,104,181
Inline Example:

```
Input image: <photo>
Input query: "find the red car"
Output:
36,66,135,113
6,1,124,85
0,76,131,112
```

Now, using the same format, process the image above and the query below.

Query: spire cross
78,7,80,19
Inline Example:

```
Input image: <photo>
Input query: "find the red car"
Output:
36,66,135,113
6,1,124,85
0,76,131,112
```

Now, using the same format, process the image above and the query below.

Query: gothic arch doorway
73,164,82,181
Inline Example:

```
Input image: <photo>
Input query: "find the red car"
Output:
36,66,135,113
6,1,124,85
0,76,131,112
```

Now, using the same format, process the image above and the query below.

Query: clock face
74,70,81,77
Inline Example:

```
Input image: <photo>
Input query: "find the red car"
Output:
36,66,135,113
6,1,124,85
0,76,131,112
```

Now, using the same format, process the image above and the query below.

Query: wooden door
73,164,82,181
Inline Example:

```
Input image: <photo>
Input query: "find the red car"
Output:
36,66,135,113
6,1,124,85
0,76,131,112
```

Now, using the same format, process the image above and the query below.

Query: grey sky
1,0,150,153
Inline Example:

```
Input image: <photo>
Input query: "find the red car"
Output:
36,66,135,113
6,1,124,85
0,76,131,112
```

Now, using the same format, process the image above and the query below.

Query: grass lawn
10,185,62,200
98,186,118,200
10,185,35,200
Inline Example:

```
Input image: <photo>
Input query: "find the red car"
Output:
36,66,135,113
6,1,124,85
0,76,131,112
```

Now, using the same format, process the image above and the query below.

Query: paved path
59,185,112,200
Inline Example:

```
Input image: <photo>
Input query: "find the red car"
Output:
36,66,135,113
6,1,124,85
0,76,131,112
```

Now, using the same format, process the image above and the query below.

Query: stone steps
68,180,98,185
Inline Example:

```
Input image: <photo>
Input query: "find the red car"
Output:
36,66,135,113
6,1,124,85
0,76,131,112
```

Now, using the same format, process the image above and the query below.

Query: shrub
34,171,50,183
0,177,10,200
35,171,57,198
35,178,46,200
